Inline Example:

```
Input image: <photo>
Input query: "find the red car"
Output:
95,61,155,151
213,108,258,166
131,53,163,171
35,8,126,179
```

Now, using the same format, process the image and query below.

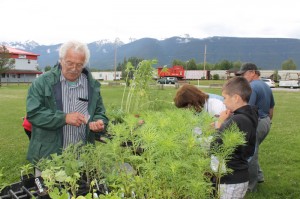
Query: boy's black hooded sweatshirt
215,105,258,184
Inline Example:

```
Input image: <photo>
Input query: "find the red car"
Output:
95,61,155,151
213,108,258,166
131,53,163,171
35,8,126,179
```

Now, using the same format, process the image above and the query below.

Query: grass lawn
0,83,299,198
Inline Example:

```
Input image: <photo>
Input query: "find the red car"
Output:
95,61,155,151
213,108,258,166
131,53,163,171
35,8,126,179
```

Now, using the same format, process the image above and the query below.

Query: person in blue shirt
236,62,275,192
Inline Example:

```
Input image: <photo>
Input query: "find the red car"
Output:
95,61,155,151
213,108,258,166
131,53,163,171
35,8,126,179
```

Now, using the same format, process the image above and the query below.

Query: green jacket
26,65,108,164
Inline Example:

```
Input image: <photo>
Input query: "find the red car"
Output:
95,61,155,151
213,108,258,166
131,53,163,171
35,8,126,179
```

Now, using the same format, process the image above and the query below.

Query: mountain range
2,36,300,70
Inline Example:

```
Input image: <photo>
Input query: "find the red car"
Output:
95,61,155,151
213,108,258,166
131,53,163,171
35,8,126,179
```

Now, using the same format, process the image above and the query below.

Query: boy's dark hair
222,76,252,102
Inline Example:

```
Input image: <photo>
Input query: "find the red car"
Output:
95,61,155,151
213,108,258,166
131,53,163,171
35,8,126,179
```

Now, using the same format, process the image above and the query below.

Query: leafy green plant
20,163,33,178
210,124,246,198
0,167,9,193
102,109,245,198
41,168,68,198
41,166,91,199
121,62,134,110
122,59,157,114
106,104,126,125
37,142,112,198
65,172,81,198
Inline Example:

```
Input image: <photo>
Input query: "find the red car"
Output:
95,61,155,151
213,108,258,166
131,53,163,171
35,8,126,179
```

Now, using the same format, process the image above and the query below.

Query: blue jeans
248,117,271,191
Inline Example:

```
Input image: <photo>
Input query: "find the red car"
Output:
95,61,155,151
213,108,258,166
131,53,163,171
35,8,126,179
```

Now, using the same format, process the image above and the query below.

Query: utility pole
185,61,188,81
114,38,119,81
203,44,207,79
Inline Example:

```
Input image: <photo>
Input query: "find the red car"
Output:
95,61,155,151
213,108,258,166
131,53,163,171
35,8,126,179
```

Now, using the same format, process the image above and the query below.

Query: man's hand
66,112,87,127
89,120,105,132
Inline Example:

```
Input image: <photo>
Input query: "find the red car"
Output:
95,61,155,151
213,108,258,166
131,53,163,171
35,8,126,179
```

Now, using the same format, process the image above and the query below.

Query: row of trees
112,57,298,80
114,57,298,72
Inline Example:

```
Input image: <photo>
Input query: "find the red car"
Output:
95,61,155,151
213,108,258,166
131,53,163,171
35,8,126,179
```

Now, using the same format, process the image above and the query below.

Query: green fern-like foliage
103,109,246,198
34,108,246,198
103,109,214,198
123,59,157,114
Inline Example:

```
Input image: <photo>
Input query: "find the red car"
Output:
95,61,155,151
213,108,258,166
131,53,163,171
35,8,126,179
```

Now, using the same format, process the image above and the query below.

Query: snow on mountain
0,40,39,51
94,39,113,46
2,37,300,70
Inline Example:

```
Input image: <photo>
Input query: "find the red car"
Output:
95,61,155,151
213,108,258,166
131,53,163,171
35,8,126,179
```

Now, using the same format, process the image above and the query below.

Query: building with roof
1,47,42,83
91,71,122,81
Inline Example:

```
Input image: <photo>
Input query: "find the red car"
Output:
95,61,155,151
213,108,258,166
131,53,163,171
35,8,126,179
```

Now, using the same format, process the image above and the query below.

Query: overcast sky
1,0,300,45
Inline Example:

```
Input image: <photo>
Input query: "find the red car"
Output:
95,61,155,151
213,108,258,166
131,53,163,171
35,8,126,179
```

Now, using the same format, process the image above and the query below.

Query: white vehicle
279,80,300,88
262,78,276,88
278,72,300,88
157,77,178,84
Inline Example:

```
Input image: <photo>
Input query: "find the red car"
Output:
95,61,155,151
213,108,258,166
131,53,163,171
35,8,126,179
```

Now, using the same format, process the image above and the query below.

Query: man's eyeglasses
63,60,84,68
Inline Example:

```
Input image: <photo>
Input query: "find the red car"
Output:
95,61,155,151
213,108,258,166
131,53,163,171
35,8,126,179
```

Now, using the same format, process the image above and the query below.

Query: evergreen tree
281,59,297,70
0,45,15,87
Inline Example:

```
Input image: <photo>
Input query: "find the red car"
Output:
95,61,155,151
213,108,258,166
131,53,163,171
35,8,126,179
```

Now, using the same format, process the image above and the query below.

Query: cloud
1,0,299,45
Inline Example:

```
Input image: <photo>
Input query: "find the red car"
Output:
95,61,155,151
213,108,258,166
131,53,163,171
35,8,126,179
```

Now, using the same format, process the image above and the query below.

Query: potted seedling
20,163,35,189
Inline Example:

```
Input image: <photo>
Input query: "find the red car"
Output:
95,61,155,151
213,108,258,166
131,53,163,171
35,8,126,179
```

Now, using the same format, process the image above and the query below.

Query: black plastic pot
0,182,24,199
8,186,34,199
76,178,89,196
0,189,11,199
36,192,50,199
20,174,35,189
0,177,52,199
97,183,109,195
0,185,11,197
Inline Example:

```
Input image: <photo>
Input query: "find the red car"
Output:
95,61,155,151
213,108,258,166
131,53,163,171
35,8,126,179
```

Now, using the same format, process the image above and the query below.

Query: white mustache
67,71,79,74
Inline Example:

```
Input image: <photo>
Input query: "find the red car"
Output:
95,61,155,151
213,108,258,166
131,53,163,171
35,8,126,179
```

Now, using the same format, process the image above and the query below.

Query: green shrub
212,74,220,80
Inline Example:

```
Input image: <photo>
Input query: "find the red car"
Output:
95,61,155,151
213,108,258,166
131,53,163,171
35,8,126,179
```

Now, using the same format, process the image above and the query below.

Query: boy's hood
234,105,258,128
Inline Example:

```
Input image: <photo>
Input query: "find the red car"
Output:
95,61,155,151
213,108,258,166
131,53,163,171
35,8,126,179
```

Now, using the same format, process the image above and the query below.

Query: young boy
213,76,258,198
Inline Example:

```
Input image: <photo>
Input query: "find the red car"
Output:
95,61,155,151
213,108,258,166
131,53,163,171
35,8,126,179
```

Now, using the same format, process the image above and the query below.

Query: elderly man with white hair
26,40,108,166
